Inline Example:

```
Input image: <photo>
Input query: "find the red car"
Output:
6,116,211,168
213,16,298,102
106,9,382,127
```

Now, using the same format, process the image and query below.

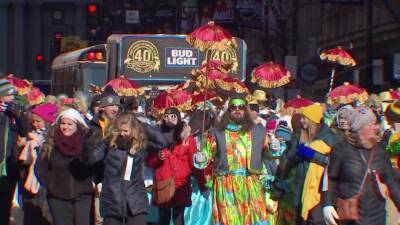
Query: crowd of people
0,73,400,225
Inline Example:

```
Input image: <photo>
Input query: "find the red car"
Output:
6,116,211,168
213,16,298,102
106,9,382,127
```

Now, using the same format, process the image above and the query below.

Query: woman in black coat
83,112,152,225
35,108,94,225
323,107,400,225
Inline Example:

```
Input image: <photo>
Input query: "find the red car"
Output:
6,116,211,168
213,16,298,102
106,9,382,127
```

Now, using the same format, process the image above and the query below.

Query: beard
230,112,245,124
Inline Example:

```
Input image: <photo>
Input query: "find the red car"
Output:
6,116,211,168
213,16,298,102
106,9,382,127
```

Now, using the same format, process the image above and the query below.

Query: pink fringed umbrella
250,61,291,89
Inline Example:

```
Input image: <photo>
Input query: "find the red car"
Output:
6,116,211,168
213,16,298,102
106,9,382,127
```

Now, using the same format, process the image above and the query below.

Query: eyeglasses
229,105,246,111
163,114,178,120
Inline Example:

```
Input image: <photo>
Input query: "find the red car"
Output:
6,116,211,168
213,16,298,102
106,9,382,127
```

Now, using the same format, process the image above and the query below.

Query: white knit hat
57,108,89,128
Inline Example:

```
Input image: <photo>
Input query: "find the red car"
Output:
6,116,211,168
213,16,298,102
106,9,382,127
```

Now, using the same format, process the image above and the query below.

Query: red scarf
54,128,84,157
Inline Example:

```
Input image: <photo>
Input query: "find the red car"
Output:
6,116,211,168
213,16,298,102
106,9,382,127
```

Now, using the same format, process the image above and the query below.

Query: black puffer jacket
83,140,149,218
322,141,400,225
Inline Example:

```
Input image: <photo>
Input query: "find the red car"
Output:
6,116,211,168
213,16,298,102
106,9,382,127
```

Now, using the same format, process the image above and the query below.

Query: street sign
125,10,140,24
299,63,319,83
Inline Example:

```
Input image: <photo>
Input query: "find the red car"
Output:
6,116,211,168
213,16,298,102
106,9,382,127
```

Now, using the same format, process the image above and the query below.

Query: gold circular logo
210,46,238,74
124,40,160,74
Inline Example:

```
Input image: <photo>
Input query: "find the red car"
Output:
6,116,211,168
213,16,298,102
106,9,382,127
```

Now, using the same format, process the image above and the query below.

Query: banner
117,35,246,82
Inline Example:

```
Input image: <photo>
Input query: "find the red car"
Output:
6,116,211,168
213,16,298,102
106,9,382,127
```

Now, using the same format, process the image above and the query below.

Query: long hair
105,112,146,154
299,117,319,144
41,120,88,159
216,108,253,132
161,117,184,149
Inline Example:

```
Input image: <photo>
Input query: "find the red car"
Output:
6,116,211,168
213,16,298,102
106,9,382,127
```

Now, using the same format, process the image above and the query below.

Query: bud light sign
165,48,199,67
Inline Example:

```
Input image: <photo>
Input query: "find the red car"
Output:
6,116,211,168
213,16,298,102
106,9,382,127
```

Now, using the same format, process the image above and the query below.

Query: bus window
82,63,107,93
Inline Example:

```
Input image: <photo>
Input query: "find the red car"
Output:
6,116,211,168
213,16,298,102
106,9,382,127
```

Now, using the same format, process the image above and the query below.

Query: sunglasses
229,105,246,111
163,114,178,120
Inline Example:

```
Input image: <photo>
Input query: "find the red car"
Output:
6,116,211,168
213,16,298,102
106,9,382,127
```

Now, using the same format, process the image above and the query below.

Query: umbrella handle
199,49,211,151
328,67,336,95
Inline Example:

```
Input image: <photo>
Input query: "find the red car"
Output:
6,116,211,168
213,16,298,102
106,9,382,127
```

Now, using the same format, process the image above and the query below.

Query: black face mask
115,136,133,151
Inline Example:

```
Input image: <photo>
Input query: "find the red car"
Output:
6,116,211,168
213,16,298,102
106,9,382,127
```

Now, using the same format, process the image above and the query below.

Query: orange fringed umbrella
283,95,314,115
104,75,144,97
186,21,237,52
153,89,192,116
6,74,32,95
320,46,357,94
250,61,291,88
327,82,369,105
25,87,45,106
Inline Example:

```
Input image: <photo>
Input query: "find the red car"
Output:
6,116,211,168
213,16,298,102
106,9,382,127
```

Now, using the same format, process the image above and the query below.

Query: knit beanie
57,108,89,128
266,119,278,132
31,103,58,124
0,76,14,97
349,106,376,132
99,86,120,108
385,100,400,124
300,103,323,124
275,123,292,141
164,107,181,121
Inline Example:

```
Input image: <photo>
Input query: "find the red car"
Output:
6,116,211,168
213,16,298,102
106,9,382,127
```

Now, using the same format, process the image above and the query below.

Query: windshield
82,63,107,92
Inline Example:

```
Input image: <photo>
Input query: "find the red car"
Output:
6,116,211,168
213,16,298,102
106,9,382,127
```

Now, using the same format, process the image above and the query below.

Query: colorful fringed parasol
186,21,237,52
215,77,251,100
283,95,314,115
6,74,32,96
104,75,144,97
250,61,291,88
25,87,45,106
153,89,192,117
191,60,230,89
320,46,357,94
327,82,369,105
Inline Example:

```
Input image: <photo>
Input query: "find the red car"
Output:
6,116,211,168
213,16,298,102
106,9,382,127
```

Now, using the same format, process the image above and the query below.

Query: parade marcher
146,107,207,225
332,104,353,143
383,100,400,178
0,77,21,225
194,98,270,225
83,112,150,225
18,103,57,225
35,108,94,225
322,106,400,225
274,103,336,225
85,86,121,225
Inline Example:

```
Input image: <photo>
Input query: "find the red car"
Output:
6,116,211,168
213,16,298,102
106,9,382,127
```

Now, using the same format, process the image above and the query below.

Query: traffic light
54,32,62,53
36,54,45,71
87,3,99,29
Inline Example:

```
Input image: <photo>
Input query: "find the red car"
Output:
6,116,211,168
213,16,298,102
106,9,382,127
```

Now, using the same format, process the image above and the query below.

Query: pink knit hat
31,103,58,124
266,119,278,132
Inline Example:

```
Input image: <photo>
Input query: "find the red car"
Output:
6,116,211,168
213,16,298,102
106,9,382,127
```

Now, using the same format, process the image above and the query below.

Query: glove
201,189,210,199
269,180,287,201
296,144,316,159
323,206,339,225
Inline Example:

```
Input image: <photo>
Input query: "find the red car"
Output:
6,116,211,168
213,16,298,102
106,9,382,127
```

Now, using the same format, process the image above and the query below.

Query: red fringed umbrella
215,77,251,100
327,82,369,105
390,89,400,100
320,46,357,94
191,91,221,107
186,21,237,52
25,87,45,106
191,60,230,89
6,74,32,95
153,89,192,116
250,61,291,88
283,95,314,115
104,75,144,97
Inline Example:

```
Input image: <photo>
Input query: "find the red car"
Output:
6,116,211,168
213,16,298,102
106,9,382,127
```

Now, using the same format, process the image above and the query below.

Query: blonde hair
105,112,146,154
299,117,319,144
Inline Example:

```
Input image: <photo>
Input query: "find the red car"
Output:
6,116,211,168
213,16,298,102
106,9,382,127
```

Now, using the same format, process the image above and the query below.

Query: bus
51,44,107,96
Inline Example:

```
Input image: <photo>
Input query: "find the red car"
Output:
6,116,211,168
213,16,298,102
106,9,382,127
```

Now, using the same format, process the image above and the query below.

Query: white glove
323,206,339,225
